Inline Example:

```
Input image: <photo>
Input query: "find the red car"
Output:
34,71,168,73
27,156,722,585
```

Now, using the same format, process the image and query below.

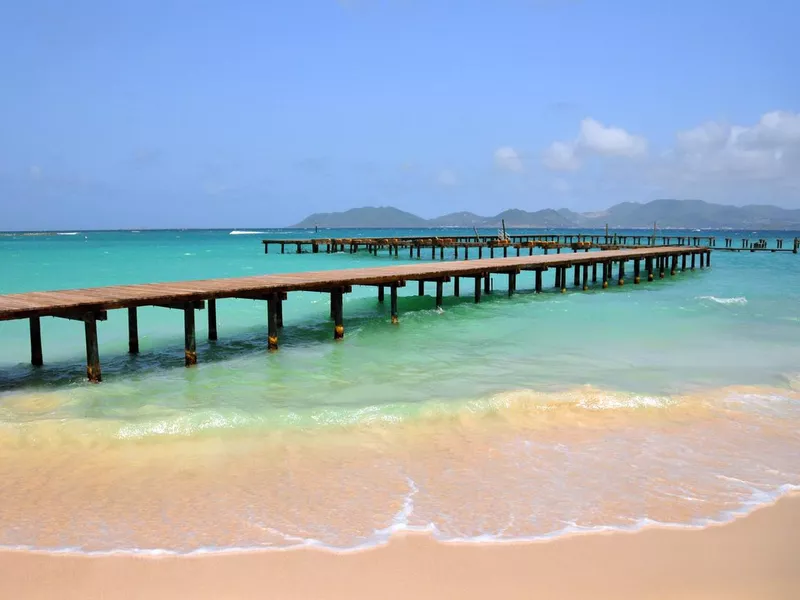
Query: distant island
292,200,800,230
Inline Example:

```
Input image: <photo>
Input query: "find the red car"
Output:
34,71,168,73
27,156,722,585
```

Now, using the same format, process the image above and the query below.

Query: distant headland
292,200,800,230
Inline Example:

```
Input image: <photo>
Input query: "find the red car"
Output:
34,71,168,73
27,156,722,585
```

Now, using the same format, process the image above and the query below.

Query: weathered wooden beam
659,256,666,278
535,270,543,293
671,255,678,276
128,307,139,353
331,288,344,340
267,295,279,351
555,266,561,289
436,280,444,307
54,310,109,322
681,254,687,271
508,272,516,297
454,277,460,297
154,301,205,311
207,299,218,341
691,253,696,270
646,257,654,282
633,259,641,284
560,267,567,293
84,312,101,383
377,286,385,303
573,264,580,287
390,284,399,324
418,280,425,296
30,317,43,366
582,264,589,290
592,263,597,283
474,276,482,303
484,273,491,294
184,303,197,367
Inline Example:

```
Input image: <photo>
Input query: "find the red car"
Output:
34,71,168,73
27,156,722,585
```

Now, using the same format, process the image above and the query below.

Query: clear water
0,228,799,554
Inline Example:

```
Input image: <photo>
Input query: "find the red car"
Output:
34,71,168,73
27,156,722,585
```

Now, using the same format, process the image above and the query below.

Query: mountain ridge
292,200,800,230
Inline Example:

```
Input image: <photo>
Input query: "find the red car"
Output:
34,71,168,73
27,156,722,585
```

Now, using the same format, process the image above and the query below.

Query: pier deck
1,246,710,383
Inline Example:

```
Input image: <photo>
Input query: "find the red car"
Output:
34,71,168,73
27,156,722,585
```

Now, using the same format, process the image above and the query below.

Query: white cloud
673,110,800,180
436,169,458,186
578,118,647,157
542,118,647,171
494,146,524,172
543,141,581,171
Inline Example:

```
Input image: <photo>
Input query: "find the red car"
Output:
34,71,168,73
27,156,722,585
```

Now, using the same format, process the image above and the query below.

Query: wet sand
2,494,798,600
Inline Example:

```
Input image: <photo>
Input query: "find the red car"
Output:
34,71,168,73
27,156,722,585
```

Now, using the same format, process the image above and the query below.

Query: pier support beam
267,295,279,351
582,264,589,291
184,303,197,366
592,263,597,283
682,254,687,272
331,289,344,340
390,284,399,323
454,277,460,297
508,272,516,297
602,262,610,289
535,270,543,293
484,273,491,294
128,307,140,353
706,251,711,267
618,260,625,286
671,255,678,276
560,267,567,294
30,317,43,366
659,257,666,278
436,280,444,308
474,276,482,303
378,286,384,303
418,281,425,296
85,313,102,383
634,259,641,284
207,300,218,341
555,267,561,289
691,253,696,270
573,265,580,287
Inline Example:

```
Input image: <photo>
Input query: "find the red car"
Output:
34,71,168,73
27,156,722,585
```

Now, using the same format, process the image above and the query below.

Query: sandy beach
1,493,797,600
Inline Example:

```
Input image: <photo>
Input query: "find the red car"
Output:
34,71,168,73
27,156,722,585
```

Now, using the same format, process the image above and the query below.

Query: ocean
0,228,799,554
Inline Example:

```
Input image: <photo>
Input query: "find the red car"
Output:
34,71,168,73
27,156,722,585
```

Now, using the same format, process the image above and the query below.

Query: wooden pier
0,247,710,383
263,234,798,257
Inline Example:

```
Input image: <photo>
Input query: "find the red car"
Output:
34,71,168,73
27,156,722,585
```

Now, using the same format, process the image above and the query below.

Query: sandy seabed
1,494,798,600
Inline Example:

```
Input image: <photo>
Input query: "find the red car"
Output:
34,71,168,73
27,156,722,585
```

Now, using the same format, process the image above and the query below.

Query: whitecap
230,230,265,235
698,296,747,305
57,232,79,236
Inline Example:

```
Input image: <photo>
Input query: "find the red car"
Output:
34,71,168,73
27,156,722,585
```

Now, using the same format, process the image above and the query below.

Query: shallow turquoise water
0,228,799,553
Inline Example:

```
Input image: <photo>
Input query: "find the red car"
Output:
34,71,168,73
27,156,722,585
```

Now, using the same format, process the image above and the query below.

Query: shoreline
3,494,798,600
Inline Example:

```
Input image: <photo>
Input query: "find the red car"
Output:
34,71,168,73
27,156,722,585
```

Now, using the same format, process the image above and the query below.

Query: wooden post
699,252,705,268
331,289,344,340
592,263,597,283
267,295,279,351
440,247,444,260
455,246,459,259
659,256,666,278
706,250,711,267
560,267,567,294
633,259,641,284
409,246,414,259
535,270,543,293
484,273,491,294
503,246,508,258
417,246,421,259
30,316,43,366
474,276,482,303
207,300,217,341
281,243,285,254
582,264,589,290
418,281,425,296
618,260,625,286
603,262,610,289
454,277,460,297
508,272,516,297
555,266,562,289
390,284,399,323
128,307,140,353
184,303,197,366
432,246,435,260
671,255,678,276
573,264,580,287
478,246,483,259
276,298,284,328
691,253,696,270
378,286,385,303
464,247,469,260
490,247,495,258
681,254,687,271
436,280,444,307
646,257,654,282
84,313,101,383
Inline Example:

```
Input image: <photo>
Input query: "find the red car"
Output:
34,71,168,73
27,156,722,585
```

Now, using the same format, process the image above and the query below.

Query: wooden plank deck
1,247,703,321
1,246,711,383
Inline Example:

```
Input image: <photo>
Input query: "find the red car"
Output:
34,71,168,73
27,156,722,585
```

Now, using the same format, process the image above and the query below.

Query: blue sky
1,0,798,229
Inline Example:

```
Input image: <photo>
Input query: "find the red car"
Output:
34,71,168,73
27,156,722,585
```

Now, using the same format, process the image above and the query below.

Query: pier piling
331,289,344,339
29,317,43,366
84,313,101,383
207,300,217,341
390,285,399,323
184,304,197,366
128,307,139,353
267,296,279,351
